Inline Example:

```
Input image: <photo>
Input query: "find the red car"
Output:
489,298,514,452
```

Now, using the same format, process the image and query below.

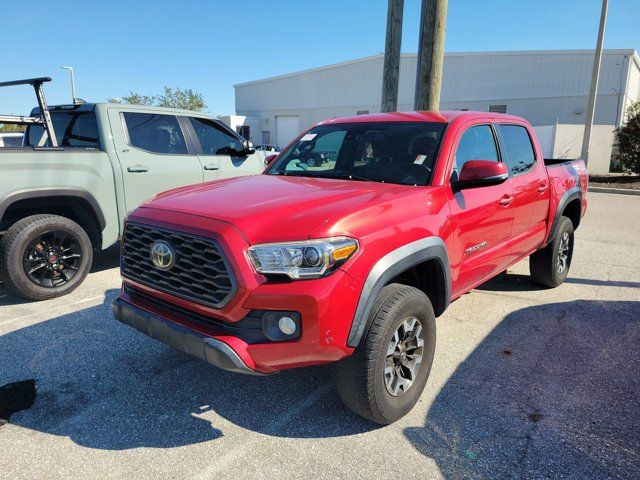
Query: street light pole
414,0,448,110
581,0,609,165
381,0,405,113
61,66,77,105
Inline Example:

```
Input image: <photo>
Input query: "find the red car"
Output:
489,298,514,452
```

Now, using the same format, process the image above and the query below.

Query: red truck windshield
268,122,446,186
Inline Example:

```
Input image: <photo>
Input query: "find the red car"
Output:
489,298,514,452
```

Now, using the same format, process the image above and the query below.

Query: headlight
248,237,358,279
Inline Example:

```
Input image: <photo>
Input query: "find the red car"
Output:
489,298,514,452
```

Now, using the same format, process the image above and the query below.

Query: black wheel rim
22,230,83,288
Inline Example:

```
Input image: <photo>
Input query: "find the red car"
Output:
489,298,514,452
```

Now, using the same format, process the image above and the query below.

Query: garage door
276,116,300,149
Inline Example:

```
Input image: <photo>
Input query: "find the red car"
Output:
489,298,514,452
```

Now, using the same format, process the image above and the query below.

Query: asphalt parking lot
1,191,639,480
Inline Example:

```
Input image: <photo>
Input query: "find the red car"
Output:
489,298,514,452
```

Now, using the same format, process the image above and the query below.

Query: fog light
261,311,301,341
278,316,297,335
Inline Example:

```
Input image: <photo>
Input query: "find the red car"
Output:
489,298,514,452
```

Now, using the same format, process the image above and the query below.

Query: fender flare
0,187,106,231
347,236,451,348
545,186,581,245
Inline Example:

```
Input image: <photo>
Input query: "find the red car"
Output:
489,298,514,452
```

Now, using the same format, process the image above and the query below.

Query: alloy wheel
557,231,570,273
384,316,424,396
23,230,83,288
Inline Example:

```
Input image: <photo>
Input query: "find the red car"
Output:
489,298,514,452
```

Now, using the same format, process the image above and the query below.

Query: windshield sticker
300,133,317,142
414,155,427,165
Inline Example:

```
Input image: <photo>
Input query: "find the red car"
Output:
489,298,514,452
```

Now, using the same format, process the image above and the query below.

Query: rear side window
497,125,536,175
452,125,499,175
124,113,187,154
26,111,99,148
2,135,23,147
189,117,242,155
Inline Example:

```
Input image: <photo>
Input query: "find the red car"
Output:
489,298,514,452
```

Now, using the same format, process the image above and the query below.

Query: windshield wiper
271,170,382,182
271,171,307,176
311,171,381,182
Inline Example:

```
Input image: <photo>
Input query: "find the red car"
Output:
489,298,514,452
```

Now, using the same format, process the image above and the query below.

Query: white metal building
234,49,640,174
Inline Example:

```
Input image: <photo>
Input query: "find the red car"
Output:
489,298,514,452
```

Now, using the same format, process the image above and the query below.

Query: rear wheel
529,216,574,288
336,284,436,424
0,214,93,300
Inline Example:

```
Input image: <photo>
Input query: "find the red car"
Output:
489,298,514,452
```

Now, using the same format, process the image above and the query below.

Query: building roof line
233,53,385,88
234,49,638,88
629,50,640,71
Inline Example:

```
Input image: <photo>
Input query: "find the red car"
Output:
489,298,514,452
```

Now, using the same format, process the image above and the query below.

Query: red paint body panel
117,111,588,373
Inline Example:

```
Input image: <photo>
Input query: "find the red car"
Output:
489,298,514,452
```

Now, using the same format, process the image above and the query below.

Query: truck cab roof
30,102,212,119
320,110,527,125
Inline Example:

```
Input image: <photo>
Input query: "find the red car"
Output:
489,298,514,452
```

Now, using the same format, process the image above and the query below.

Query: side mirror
239,139,255,155
456,160,508,189
263,154,278,172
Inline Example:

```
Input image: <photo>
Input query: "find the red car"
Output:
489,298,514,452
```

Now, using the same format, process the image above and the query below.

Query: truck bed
544,158,581,167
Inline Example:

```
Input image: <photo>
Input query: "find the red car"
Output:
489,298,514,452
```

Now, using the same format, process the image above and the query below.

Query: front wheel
336,284,436,424
0,214,93,300
529,216,574,288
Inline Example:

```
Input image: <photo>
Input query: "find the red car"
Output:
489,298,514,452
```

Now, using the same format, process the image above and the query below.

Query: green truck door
108,108,204,212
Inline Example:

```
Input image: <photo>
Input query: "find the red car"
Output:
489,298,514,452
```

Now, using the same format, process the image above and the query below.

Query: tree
156,87,206,111
0,124,25,133
108,92,154,106
108,87,206,112
613,100,640,174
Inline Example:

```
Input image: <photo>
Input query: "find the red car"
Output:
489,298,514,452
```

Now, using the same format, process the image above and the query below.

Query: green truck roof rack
0,77,58,146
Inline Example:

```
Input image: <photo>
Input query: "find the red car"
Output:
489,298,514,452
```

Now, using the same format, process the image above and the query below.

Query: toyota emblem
150,240,176,271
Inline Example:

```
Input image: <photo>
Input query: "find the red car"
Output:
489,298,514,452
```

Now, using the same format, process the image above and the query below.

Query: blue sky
1,0,638,115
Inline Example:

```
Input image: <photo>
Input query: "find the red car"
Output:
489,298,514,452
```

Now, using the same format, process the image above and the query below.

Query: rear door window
26,111,99,147
496,125,536,175
123,113,188,154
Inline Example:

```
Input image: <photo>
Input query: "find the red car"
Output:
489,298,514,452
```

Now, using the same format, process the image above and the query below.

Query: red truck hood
141,174,416,244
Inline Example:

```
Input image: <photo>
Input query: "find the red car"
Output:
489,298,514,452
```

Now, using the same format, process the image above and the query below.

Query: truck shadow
90,244,121,273
476,272,640,292
404,299,640,479
0,290,372,450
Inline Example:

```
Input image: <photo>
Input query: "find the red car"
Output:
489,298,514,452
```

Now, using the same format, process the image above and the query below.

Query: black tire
336,283,436,424
529,216,574,288
0,214,93,300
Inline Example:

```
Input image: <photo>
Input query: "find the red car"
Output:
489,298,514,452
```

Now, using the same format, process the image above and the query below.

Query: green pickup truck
0,77,265,300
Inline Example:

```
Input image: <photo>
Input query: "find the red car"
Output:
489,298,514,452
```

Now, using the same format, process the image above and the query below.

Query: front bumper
117,210,362,373
112,298,266,375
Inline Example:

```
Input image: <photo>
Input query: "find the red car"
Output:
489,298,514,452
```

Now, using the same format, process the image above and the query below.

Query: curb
588,186,640,196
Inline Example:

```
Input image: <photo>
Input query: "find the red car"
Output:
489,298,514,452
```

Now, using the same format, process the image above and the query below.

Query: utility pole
581,0,608,164
381,0,404,112
414,0,448,110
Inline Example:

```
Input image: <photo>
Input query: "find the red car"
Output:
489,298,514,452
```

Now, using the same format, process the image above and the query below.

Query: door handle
203,164,220,171
499,195,514,207
537,183,548,193
127,165,149,173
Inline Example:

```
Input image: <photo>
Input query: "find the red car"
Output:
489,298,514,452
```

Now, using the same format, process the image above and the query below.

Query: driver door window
190,117,241,155
189,117,261,180
451,125,499,181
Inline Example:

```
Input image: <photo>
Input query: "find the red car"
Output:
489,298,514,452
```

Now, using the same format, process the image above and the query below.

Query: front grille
121,222,236,308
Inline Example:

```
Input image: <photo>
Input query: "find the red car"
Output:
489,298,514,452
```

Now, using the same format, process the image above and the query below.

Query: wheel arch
546,186,582,245
0,188,106,247
347,237,451,348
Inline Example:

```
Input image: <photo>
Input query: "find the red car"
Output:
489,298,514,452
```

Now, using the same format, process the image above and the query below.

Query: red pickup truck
112,111,587,424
